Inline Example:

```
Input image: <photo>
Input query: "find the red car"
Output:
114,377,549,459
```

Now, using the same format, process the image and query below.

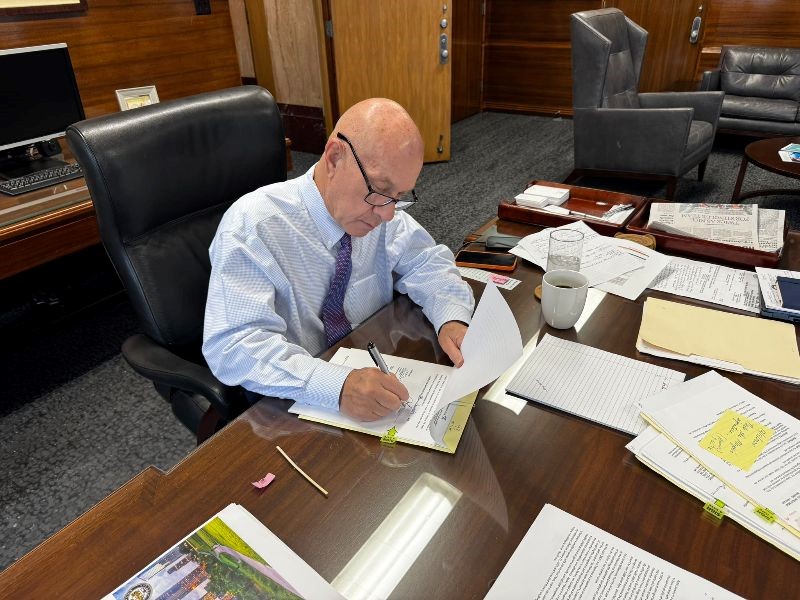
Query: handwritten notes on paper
700,410,774,471
505,335,685,435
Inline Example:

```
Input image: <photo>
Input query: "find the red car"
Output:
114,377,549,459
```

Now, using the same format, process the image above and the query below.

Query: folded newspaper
647,203,785,253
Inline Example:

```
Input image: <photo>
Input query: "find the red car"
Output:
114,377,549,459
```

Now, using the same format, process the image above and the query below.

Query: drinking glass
547,229,584,272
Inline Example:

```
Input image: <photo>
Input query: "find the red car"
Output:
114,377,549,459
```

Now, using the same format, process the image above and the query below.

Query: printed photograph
109,517,304,600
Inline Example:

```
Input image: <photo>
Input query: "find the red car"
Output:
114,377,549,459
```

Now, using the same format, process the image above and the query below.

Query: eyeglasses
336,132,419,210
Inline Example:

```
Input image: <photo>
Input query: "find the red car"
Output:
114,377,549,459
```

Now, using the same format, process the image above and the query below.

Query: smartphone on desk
455,249,518,271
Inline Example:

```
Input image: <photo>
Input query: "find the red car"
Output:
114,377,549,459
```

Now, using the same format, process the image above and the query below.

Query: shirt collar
299,164,345,250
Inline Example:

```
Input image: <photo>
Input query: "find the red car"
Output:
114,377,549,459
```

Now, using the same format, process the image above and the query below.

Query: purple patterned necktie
322,233,353,347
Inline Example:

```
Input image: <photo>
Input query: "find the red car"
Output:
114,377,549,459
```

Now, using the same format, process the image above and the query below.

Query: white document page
457,266,521,290
648,203,759,249
756,266,800,314
512,221,643,286
485,504,742,600
290,348,457,448
641,372,800,534
757,208,786,252
649,256,762,313
594,236,672,300
436,281,523,413
505,334,685,435
627,426,800,560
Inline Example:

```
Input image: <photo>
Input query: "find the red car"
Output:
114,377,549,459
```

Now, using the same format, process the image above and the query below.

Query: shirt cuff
299,360,353,410
430,304,473,335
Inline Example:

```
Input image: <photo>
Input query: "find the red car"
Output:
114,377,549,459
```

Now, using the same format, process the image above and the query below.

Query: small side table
731,136,800,202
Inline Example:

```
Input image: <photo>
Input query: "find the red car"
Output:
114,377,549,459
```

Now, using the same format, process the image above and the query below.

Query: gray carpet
1,112,797,571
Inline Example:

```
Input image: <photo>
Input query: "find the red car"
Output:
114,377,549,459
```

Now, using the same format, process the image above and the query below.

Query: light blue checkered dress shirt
202,166,475,409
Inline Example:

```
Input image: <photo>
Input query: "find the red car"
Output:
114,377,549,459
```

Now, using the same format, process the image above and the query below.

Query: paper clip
380,426,398,446
703,498,726,520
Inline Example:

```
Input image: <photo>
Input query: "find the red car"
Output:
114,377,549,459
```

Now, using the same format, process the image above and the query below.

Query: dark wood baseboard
278,103,326,154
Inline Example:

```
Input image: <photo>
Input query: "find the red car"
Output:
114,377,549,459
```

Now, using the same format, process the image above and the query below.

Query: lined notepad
506,335,685,434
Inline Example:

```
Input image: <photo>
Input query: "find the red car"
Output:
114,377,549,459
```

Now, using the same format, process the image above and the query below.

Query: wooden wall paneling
696,0,800,80
451,0,484,123
609,0,705,92
482,0,600,115
229,0,256,80
244,0,276,94
264,0,323,108
0,0,241,119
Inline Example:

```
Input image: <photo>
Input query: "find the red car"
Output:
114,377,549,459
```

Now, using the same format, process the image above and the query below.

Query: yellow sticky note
699,409,774,471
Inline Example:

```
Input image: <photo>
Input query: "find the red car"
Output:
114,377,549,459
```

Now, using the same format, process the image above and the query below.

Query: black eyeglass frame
336,132,419,210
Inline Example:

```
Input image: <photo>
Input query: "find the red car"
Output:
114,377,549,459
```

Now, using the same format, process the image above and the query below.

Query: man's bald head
314,98,424,237
331,98,424,168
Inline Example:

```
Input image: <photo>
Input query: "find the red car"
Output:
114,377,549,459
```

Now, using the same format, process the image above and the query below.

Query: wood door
609,0,708,92
328,0,452,162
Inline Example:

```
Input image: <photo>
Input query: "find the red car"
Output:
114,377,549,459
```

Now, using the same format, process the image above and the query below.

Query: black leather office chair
566,8,724,200
67,86,287,443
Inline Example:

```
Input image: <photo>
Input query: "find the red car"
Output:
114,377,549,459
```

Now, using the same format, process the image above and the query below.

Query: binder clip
754,505,776,524
703,498,726,521
380,426,398,446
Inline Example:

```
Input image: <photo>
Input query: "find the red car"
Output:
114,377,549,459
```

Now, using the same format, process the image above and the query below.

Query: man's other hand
438,321,468,367
340,368,408,421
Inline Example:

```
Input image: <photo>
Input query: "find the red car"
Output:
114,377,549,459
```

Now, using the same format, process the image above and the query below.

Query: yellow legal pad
638,298,800,381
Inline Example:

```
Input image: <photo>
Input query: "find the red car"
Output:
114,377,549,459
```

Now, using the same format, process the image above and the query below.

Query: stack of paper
629,371,800,560
486,503,743,599
290,283,523,453
103,504,344,599
649,256,762,314
515,184,569,208
637,297,800,385
647,203,785,252
506,334,685,435
511,221,649,288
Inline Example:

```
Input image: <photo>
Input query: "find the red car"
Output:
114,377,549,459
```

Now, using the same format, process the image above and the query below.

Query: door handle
689,16,702,44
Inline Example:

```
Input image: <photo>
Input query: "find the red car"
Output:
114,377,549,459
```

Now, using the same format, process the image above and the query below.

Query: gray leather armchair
566,8,724,200
700,46,800,136
67,86,287,443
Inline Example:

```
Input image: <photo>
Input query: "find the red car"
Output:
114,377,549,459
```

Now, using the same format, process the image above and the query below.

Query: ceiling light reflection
332,473,462,600
573,288,607,333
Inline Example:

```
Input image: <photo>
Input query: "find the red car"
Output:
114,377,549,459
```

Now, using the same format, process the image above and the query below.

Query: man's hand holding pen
339,342,408,421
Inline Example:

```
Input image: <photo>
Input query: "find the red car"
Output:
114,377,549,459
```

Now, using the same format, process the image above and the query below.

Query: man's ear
322,137,344,177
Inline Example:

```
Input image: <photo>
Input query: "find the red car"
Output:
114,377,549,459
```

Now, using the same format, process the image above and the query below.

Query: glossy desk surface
2,220,799,598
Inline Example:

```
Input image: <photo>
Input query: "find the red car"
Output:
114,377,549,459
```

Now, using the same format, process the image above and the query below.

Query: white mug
541,269,589,329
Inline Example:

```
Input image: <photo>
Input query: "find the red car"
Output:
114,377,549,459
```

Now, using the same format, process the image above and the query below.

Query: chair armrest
638,91,724,126
699,70,720,91
122,333,246,420
573,107,693,175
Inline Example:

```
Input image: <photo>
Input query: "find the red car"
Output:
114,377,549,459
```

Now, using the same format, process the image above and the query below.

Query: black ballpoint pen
367,341,390,374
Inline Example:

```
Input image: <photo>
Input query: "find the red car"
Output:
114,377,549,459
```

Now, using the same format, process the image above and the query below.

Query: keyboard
0,163,83,196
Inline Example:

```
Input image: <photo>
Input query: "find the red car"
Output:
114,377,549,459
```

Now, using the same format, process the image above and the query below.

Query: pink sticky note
252,473,276,489
490,274,509,285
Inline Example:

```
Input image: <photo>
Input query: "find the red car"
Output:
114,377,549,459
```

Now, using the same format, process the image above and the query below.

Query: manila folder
638,297,800,380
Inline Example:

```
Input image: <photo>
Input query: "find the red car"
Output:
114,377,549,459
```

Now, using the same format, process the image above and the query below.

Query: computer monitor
0,43,85,178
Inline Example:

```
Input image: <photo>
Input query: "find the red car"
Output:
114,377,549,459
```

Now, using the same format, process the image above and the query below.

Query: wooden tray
624,202,786,268
497,180,648,237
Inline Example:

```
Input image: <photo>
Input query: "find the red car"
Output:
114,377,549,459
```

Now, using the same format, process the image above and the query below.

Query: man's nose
373,202,396,222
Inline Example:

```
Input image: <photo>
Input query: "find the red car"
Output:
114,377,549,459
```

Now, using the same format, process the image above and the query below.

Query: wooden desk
0,137,294,281
2,221,798,598
0,142,98,281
